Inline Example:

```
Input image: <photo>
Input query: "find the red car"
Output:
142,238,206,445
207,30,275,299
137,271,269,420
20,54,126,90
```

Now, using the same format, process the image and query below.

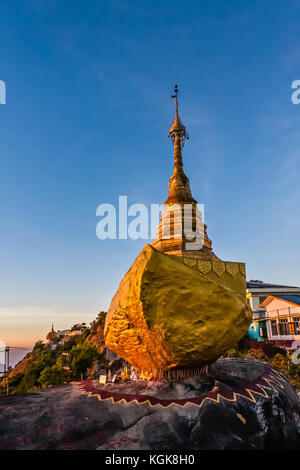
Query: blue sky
1,0,300,348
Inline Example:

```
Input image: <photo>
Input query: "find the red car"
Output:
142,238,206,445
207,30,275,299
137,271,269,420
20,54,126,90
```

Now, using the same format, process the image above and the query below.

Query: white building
258,295,300,347
246,281,300,342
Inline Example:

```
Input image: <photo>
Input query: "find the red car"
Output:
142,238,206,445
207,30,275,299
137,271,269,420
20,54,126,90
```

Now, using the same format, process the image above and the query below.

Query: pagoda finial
171,84,179,113
151,86,215,256
169,84,189,148
164,85,195,204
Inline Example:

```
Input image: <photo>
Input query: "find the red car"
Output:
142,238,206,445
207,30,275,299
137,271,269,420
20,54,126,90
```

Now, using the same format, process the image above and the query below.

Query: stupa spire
169,84,188,165
165,85,195,204
151,85,216,259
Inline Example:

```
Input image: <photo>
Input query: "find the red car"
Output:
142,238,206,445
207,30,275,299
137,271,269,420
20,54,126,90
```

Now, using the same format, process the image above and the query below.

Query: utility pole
5,346,10,395
1,347,10,396
1,350,5,396
1,346,31,396
5,347,9,396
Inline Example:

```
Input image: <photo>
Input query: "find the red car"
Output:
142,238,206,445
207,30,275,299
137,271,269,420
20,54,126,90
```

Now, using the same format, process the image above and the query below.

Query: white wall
265,298,300,341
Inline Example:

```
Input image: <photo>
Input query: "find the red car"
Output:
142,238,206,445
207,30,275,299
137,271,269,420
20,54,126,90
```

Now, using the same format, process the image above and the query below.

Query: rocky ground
1,359,300,450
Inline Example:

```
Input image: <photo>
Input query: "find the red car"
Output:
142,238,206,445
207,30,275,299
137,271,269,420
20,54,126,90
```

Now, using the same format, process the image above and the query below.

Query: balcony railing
253,311,266,320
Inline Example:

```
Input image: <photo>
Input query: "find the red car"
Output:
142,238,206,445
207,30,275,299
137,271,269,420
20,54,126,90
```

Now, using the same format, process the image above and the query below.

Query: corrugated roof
246,281,299,289
273,295,300,306
258,294,300,308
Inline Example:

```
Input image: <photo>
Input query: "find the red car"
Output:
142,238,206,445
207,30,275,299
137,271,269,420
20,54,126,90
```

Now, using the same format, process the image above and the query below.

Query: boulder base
105,245,252,372
90,359,300,450
1,359,300,450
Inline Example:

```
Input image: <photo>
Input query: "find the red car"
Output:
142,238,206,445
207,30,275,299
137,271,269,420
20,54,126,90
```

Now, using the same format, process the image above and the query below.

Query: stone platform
84,359,300,450
1,359,300,450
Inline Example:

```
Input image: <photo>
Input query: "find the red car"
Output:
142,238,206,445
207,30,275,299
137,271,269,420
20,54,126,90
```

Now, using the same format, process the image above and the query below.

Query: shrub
39,365,65,387
69,344,102,379
223,348,243,358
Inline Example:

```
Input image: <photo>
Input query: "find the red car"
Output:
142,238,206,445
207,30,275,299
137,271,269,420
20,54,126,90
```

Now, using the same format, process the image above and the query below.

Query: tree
71,322,87,332
39,364,65,387
33,340,46,351
9,372,24,389
90,311,107,329
16,361,44,393
69,344,101,379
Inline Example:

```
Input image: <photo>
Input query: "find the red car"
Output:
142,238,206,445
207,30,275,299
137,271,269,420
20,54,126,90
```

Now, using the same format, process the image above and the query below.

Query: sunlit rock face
104,244,252,374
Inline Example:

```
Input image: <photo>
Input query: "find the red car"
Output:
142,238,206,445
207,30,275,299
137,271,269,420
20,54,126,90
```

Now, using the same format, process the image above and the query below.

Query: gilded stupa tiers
151,85,217,260
104,86,251,376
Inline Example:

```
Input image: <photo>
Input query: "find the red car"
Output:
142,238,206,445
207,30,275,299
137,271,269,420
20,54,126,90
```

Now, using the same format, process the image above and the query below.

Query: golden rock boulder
104,245,252,374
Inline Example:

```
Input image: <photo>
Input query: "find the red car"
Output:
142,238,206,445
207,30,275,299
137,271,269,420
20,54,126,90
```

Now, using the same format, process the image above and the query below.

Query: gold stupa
104,86,252,376
152,84,216,260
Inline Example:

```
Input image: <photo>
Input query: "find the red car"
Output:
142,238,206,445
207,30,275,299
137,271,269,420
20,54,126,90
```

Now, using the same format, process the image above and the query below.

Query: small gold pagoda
151,85,218,261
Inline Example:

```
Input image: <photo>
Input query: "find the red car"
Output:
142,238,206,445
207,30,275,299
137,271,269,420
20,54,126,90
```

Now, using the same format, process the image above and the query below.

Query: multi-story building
246,281,300,342
258,295,300,347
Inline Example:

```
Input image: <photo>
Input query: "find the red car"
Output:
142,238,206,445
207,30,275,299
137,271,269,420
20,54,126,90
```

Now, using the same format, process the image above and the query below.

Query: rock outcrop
2,359,299,450
105,245,252,373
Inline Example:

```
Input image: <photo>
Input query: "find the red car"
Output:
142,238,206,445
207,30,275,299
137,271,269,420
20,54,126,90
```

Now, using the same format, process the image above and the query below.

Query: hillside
1,312,107,396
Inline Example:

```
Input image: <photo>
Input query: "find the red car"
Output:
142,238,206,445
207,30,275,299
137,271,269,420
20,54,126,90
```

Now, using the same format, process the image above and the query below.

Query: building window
293,317,300,335
278,318,289,336
271,320,278,336
259,326,267,339
288,322,296,335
